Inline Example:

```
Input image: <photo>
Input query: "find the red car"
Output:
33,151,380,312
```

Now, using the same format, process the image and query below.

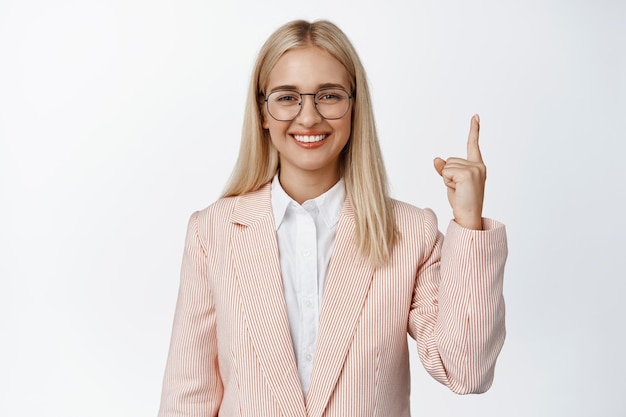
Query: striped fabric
158,183,507,417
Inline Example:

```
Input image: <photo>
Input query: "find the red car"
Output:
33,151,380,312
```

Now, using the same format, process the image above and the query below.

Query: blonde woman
158,19,507,417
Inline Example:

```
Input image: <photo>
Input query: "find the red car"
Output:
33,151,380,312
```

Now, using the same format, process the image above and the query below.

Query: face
262,46,352,184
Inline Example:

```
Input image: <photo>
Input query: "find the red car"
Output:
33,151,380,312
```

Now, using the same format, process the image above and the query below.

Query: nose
295,94,322,126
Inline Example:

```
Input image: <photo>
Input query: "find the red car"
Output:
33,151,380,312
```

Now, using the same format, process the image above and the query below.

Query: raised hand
433,114,486,230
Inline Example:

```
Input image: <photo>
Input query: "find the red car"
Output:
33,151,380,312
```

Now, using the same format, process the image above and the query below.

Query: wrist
453,214,483,230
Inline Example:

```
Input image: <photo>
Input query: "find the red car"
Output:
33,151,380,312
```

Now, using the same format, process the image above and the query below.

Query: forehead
266,46,350,91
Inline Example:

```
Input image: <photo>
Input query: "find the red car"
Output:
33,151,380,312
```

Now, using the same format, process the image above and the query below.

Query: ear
260,103,269,129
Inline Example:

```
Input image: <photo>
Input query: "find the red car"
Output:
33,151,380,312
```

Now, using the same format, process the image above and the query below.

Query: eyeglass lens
266,88,351,121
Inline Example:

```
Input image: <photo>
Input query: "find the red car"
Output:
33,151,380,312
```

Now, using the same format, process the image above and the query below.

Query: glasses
264,88,353,121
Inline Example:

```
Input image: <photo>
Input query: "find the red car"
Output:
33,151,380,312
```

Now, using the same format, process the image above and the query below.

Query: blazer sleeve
158,211,223,416
408,209,507,394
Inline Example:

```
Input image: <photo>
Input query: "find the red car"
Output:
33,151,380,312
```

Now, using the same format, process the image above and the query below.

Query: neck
278,168,340,204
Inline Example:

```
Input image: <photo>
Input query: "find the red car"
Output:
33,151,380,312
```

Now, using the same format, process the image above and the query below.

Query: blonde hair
223,20,397,266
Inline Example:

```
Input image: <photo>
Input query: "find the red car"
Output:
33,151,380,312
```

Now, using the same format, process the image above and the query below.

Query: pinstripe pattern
158,183,507,417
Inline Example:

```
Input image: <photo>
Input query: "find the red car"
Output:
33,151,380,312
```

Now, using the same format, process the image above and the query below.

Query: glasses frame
263,88,354,122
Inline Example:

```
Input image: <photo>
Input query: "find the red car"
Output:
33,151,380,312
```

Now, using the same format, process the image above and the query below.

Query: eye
272,91,300,104
316,89,347,103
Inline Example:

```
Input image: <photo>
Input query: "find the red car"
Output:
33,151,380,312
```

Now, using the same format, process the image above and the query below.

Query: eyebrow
269,83,349,93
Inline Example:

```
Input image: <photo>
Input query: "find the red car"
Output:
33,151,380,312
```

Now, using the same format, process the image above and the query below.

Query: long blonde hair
223,20,397,266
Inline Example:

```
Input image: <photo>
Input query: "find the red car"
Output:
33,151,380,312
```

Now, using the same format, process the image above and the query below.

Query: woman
158,19,507,417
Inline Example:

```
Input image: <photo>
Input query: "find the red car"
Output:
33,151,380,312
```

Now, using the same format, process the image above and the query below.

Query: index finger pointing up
467,113,483,163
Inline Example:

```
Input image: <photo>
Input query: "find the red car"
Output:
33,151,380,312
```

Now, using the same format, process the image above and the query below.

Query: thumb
433,157,446,176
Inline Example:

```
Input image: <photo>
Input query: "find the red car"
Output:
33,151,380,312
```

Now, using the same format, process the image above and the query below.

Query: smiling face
262,45,353,189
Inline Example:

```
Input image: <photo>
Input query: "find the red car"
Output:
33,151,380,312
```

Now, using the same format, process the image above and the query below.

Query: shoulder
390,198,439,231
388,199,443,257
197,195,238,222
192,183,272,230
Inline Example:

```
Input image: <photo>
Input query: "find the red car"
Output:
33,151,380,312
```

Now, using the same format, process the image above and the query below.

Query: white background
1,0,625,416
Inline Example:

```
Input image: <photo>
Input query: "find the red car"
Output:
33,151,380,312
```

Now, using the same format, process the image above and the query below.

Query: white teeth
293,134,326,143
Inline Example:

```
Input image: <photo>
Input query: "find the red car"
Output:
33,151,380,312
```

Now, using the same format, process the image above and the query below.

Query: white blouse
271,175,346,394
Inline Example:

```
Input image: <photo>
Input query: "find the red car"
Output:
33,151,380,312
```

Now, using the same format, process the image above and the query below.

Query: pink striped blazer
158,183,507,417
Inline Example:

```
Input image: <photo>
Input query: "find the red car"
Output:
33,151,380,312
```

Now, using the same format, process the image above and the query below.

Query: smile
292,134,327,143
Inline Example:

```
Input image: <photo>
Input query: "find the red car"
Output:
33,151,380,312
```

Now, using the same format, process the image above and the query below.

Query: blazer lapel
306,198,375,417
230,184,307,417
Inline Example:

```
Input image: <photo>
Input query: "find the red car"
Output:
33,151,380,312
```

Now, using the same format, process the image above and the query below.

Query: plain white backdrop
1,0,625,416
